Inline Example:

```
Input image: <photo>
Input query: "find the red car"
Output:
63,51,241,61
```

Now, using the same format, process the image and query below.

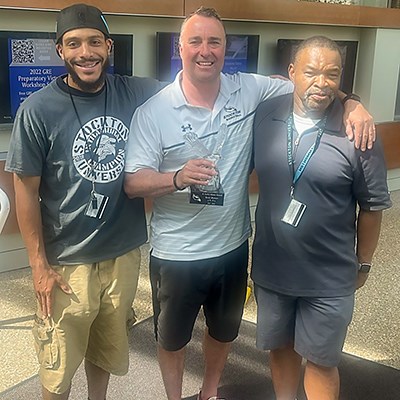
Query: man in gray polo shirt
252,36,391,400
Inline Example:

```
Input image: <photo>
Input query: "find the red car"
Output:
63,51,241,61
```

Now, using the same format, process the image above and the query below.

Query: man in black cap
5,3,161,399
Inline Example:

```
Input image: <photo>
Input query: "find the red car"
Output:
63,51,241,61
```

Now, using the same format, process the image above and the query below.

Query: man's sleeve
126,76,165,107
125,106,163,173
253,74,294,102
352,137,392,211
5,108,47,176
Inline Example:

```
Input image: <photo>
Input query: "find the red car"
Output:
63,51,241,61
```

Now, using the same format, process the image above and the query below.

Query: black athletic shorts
150,241,249,351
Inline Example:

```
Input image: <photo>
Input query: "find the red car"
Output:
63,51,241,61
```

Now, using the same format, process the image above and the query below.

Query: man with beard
252,36,391,400
5,4,161,400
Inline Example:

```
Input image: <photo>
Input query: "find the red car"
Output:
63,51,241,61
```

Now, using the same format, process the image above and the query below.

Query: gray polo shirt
251,94,392,297
125,72,292,261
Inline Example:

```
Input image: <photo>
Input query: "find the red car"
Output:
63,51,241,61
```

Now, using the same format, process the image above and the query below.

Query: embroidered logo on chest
223,105,242,122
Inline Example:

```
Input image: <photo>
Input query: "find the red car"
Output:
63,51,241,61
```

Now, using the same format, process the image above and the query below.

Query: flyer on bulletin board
8,37,66,119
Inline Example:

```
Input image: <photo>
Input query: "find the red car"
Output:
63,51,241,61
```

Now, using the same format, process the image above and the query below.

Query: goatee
65,57,110,93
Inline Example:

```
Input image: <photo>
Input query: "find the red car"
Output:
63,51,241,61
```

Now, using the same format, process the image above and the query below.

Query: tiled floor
0,190,399,394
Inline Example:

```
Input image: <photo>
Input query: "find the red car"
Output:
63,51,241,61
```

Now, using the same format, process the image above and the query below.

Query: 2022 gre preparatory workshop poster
8,37,66,118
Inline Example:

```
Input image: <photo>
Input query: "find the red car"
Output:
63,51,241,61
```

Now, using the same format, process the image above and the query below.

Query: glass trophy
184,124,227,206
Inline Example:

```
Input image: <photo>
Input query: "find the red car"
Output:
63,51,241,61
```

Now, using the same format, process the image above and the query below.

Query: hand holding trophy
184,124,227,206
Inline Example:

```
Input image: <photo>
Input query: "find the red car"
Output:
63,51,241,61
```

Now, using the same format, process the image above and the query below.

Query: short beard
65,57,110,93
303,89,335,115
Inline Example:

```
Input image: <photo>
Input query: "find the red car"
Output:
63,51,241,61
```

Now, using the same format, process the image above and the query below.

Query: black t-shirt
6,74,162,265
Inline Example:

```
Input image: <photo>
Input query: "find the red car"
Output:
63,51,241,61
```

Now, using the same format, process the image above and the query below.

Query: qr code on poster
11,39,35,64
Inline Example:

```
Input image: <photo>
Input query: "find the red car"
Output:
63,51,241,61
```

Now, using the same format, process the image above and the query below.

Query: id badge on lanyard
281,113,325,228
281,197,307,227
84,190,109,219
67,78,110,219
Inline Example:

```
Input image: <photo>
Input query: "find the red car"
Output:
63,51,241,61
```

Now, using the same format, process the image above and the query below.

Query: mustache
306,89,333,97
71,57,101,64
64,57,109,92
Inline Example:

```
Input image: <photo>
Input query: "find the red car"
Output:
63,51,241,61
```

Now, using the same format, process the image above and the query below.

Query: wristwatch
342,93,361,104
358,262,372,273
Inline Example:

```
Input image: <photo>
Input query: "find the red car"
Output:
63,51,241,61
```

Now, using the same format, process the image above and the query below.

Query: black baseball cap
56,3,110,44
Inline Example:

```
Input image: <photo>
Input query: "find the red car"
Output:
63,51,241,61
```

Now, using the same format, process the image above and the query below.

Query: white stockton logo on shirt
72,116,129,183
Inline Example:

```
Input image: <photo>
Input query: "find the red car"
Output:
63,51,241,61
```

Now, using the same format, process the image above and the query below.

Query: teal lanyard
287,113,327,197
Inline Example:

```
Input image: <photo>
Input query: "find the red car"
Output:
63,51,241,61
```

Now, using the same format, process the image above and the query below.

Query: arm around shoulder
339,91,376,151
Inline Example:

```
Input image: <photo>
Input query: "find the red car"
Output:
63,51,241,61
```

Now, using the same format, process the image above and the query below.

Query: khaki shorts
32,248,141,394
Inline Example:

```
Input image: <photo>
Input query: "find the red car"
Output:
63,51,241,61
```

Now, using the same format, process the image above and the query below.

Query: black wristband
342,93,361,104
173,169,184,191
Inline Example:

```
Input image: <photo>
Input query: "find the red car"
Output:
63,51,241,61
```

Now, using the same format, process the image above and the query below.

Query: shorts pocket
32,314,59,370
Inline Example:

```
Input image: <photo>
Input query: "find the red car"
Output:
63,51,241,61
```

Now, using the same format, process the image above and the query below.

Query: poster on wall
224,35,251,74
8,37,66,119
1,31,132,125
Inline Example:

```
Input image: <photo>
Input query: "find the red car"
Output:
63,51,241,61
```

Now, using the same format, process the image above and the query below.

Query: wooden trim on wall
376,122,400,170
186,0,357,25
359,5,400,28
2,0,400,27
249,171,259,194
185,0,400,29
0,0,184,17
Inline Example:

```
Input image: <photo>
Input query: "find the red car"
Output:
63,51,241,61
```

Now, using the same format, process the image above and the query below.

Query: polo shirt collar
170,71,241,109
275,94,344,134
324,97,345,134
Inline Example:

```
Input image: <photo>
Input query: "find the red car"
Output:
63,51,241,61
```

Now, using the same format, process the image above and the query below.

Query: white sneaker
198,397,225,400
197,391,225,400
